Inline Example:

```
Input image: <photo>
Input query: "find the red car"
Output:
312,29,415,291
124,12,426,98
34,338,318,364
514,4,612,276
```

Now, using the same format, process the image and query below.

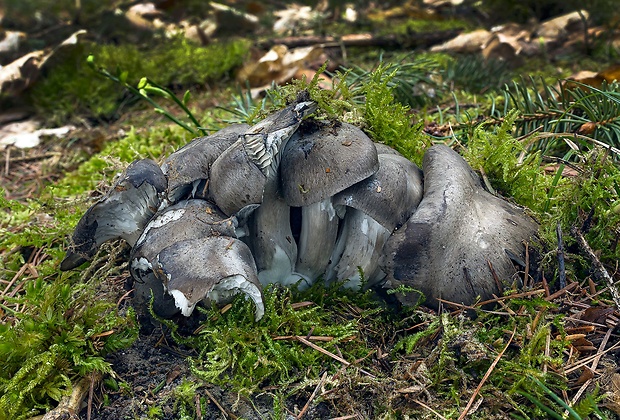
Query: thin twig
297,371,328,419
413,399,449,420
296,336,376,378
204,388,237,419
564,340,620,374
474,289,546,307
571,226,620,311
545,282,579,301
457,327,516,420
557,222,567,289
523,240,530,288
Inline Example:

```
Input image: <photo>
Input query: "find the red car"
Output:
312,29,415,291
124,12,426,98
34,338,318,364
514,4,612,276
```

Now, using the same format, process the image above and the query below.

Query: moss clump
168,283,384,393
28,37,249,124
463,111,553,211
0,270,138,420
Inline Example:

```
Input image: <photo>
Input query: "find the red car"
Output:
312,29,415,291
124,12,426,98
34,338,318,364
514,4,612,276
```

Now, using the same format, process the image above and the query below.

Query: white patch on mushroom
208,274,265,320
325,208,390,290
257,245,297,287
168,289,197,317
136,208,186,247
131,256,153,272
295,198,339,284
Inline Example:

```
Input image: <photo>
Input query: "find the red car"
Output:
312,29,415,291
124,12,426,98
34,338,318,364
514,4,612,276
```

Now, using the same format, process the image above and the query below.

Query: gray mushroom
210,98,317,217
382,145,539,309
130,199,237,317
373,142,404,156
278,121,380,284
280,121,379,207
325,208,391,289
161,123,250,203
247,180,299,287
333,153,424,232
60,159,167,271
153,237,264,320
293,198,340,285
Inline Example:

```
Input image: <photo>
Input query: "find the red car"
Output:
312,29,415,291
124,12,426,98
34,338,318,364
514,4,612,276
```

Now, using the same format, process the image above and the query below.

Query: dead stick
273,335,334,342
297,371,328,420
296,336,375,378
557,222,567,289
565,340,620,374
204,388,236,419
523,240,530,288
545,282,579,301
413,400,449,420
571,226,620,311
457,327,516,420
474,289,546,307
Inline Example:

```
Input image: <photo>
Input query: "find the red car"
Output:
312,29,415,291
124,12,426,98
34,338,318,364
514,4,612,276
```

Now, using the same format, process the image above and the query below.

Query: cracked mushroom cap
209,98,317,216
130,199,238,317
60,159,167,271
382,145,539,309
161,123,250,203
333,153,424,232
152,237,265,320
280,121,380,207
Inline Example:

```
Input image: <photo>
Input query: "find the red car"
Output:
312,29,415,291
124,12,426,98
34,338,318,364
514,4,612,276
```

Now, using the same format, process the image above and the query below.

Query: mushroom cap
60,159,167,271
280,121,380,207
130,199,238,318
209,136,267,216
373,142,403,156
153,236,264,320
209,97,316,216
382,145,539,309
161,123,250,203
241,97,317,178
333,154,423,232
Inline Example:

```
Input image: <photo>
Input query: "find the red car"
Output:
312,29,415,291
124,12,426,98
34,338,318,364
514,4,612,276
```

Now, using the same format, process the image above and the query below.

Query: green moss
0,273,138,419
463,111,554,211
379,17,473,36
174,284,383,393
360,64,431,165
28,37,249,124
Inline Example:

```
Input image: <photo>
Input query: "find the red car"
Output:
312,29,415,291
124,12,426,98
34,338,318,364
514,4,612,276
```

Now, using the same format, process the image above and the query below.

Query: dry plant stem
568,328,614,416
556,222,567,289
457,327,516,420
565,340,620,374
545,282,578,301
413,400,449,420
571,226,620,311
295,336,376,378
40,372,101,420
297,371,328,420
204,388,236,420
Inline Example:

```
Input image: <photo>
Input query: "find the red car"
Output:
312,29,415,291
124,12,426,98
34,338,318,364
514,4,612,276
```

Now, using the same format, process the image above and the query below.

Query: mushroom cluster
61,94,538,320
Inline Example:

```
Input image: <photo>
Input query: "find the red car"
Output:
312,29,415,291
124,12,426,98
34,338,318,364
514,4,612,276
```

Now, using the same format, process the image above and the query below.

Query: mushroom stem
325,208,390,290
248,179,298,287
294,198,340,286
